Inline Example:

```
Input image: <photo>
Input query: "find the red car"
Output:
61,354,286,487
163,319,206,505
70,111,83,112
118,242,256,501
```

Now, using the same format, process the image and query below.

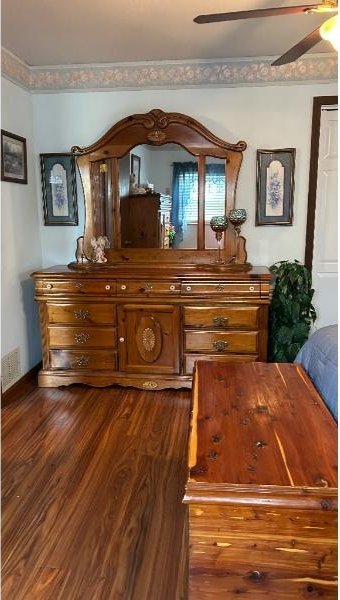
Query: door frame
304,95,338,270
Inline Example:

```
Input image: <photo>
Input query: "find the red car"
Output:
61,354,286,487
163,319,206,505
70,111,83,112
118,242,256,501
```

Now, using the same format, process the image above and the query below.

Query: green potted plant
168,224,176,247
269,260,316,362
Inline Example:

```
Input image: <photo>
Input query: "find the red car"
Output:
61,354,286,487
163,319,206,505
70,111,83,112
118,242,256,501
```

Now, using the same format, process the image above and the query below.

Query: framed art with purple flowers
256,148,295,226
40,153,78,225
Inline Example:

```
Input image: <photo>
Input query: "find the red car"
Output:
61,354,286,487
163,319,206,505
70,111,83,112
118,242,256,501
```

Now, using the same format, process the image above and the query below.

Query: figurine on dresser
90,236,110,263
129,172,146,194
75,236,88,264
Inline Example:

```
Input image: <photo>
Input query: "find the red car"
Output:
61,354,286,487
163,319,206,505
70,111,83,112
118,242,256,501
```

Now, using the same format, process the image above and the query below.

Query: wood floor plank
2,386,190,600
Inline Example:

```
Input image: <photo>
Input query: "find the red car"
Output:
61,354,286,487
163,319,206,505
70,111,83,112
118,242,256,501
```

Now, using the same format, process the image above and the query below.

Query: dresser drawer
184,353,259,374
50,350,117,370
181,282,260,296
48,326,116,348
47,303,116,325
183,306,259,329
185,331,258,353
117,280,180,295
36,279,116,295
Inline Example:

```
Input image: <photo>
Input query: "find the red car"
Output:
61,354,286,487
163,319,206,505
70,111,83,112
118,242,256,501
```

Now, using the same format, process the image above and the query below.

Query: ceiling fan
194,1,338,66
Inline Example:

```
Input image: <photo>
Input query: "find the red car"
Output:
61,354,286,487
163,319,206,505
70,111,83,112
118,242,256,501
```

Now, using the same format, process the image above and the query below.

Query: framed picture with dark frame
130,153,141,185
256,148,296,226
40,153,78,225
1,129,28,184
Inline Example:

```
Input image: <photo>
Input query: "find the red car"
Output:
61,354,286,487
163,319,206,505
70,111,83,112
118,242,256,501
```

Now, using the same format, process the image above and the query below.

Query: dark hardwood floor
2,385,191,600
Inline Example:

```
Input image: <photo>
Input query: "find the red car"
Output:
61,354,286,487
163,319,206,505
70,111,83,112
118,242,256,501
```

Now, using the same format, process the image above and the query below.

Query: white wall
1,78,43,376
33,82,337,266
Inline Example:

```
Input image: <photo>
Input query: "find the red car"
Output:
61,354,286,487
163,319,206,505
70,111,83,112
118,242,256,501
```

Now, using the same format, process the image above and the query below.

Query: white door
312,105,338,330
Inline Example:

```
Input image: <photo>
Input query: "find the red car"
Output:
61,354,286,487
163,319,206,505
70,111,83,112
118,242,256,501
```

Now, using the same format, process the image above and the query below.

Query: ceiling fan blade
194,5,319,24
271,26,322,65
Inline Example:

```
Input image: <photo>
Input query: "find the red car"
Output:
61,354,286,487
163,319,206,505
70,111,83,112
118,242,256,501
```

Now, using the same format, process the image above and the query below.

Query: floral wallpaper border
2,47,337,92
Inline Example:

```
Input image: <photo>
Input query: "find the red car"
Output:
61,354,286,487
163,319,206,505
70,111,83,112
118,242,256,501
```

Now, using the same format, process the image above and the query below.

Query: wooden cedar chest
183,361,337,599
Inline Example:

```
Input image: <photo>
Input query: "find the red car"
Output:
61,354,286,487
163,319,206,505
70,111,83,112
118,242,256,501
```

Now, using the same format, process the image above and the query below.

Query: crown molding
2,48,32,89
2,47,337,93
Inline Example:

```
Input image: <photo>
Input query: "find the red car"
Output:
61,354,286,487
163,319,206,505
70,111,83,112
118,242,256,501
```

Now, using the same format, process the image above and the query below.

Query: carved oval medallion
136,316,162,363
142,327,156,351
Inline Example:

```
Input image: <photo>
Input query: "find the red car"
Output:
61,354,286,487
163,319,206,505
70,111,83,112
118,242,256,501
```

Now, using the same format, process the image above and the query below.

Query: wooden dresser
184,361,337,598
34,108,274,390
33,264,271,389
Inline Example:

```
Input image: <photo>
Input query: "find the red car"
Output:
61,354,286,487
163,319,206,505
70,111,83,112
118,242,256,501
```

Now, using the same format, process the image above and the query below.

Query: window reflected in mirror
204,158,226,249
119,144,198,249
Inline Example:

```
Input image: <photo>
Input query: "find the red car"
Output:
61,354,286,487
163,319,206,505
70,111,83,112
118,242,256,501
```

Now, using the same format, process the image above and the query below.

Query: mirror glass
204,157,227,249
119,144,198,249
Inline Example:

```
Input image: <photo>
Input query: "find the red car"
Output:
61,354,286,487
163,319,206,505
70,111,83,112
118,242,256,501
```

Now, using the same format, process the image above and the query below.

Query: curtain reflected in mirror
172,161,198,248
119,144,198,249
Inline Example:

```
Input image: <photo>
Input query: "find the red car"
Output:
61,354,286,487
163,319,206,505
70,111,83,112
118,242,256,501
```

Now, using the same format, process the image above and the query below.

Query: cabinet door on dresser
118,304,180,373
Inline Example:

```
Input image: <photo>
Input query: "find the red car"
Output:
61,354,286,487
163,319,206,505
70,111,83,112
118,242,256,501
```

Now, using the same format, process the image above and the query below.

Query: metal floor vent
1,347,21,392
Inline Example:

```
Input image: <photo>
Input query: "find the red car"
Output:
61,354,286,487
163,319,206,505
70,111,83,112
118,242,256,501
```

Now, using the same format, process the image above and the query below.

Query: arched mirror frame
72,108,247,266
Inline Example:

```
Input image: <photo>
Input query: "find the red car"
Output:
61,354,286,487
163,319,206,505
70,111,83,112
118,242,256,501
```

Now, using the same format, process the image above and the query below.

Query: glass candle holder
228,209,247,263
209,215,229,263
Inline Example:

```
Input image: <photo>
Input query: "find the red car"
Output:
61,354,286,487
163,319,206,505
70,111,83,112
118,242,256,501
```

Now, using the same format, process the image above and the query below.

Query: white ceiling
1,0,334,67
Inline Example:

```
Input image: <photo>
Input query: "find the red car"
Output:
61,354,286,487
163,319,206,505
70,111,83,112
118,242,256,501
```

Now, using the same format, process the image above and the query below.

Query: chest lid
186,361,337,508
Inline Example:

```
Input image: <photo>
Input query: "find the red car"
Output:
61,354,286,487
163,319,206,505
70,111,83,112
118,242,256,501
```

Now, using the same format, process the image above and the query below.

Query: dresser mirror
72,108,247,266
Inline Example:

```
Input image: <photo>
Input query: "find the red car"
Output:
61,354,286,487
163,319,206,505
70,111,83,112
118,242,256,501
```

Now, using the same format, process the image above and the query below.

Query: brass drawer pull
169,285,176,291
71,355,90,367
212,340,228,352
216,284,224,292
186,286,192,292
144,283,153,292
249,285,255,292
75,332,90,344
105,284,111,291
121,284,127,290
74,309,90,320
213,316,229,328
46,283,53,290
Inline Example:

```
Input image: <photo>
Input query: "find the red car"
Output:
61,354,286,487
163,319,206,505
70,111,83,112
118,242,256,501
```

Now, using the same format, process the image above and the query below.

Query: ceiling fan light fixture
320,15,339,50
305,0,338,14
